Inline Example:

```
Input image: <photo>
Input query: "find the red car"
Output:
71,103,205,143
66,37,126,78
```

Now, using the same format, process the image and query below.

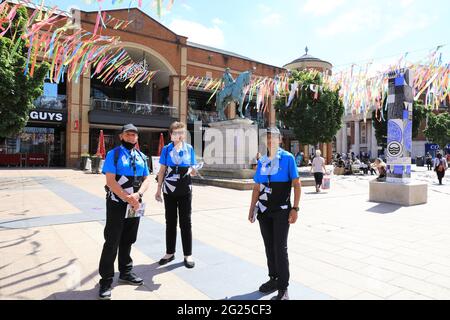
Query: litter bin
416,156,424,167
91,156,102,174
80,155,90,170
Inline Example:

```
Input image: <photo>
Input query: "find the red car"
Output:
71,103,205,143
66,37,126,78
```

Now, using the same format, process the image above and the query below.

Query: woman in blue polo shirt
155,122,197,269
248,127,302,301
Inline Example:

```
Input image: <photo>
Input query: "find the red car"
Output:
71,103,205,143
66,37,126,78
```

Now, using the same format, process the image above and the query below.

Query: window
360,122,367,144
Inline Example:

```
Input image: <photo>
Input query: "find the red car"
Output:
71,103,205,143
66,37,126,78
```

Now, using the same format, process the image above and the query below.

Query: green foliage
424,112,450,150
371,100,430,149
275,70,345,145
0,7,50,138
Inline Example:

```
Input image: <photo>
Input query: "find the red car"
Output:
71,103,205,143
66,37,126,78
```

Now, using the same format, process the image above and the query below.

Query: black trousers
314,172,324,187
437,170,445,184
99,200,140,287
258,210,290,290
163,192,193,256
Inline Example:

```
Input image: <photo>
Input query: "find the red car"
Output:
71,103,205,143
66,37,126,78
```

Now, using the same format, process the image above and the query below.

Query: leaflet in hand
192,162,204,171
126,202,146,219
251,204,259,223
184,162,205,177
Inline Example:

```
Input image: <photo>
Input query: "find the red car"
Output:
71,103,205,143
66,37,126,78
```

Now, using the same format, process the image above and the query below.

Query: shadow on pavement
43,262,184,300
366,203,402,214
222,290,270,300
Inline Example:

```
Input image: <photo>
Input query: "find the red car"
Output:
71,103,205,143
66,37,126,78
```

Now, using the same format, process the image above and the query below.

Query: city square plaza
0,166,449,300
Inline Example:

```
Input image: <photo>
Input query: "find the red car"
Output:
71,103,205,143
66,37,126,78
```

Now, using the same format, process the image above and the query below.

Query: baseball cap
122,124,138,133
266,127,281,135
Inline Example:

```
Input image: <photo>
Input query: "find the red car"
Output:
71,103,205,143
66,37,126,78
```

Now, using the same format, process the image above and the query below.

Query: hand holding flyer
126,202,146,219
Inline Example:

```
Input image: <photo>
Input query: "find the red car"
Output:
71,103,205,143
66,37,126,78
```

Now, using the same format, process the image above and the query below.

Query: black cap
266,127,281,135
122,124,138,133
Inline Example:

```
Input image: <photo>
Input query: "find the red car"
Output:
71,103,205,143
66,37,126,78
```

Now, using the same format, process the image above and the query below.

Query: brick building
0,6,285,168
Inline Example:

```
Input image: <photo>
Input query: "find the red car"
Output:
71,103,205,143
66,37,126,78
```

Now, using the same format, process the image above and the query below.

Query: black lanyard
128,149,138,184
265,155,278,187
172,144,184,174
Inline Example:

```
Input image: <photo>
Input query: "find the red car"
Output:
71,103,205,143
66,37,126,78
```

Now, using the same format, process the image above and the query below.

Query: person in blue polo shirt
155,121,198,269
98,124,151,300
248,127,302,300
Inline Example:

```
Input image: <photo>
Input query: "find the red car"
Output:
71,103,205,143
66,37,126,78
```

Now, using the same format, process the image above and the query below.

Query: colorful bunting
0,1,159,88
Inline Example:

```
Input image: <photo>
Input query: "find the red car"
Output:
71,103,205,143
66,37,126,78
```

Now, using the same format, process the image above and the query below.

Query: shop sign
29,110,64,122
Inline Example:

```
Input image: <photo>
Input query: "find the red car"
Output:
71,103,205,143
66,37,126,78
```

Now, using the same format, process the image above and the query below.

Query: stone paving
0,166,449,300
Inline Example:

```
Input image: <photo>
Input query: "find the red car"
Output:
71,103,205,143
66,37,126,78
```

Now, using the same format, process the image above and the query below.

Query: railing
33,95,67,110
188,108,268,126
91,98,179,118
188,109,221,123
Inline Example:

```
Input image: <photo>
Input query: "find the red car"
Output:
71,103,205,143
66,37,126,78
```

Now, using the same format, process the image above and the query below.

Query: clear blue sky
43,0,450,72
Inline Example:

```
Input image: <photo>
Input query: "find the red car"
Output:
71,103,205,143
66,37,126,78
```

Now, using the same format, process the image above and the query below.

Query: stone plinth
369,180,428,206
203,118,258,171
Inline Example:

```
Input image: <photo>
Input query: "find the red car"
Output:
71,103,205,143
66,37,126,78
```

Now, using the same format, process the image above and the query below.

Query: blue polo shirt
254,148,299,184
254,148,299,214
159,143,197,167
102,146,150,177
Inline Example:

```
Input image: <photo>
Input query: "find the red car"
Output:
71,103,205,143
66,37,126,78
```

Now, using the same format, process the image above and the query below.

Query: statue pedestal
369,180,428,206
203,118,259,173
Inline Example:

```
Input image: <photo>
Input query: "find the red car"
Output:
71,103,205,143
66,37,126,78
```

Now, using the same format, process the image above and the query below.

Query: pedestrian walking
310,150,326,192
434,152,448,185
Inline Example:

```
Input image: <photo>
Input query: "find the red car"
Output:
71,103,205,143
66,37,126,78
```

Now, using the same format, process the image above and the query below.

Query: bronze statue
216,69,252,120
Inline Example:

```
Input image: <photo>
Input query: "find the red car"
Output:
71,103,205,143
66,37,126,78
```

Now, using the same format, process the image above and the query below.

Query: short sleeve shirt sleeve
190,145,197,166
102,149,117,175
288,155,300,180
253,161,263,184
142,155,150,177
159,146,168,166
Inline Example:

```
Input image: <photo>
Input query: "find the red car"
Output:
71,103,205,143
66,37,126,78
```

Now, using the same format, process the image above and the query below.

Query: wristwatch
138,192,144,199
292,207,300,212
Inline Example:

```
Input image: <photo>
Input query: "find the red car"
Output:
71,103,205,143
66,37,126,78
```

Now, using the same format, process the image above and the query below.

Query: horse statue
216,70,252,120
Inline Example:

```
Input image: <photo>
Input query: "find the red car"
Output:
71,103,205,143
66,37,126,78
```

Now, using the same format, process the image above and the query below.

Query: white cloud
362,12,432,61
303,0,346,16
316,6,382,37
258,4,271,13
168,19,225,48
212,18,224,25
181,3,193,11
399,0,415,8
254,4,282,26
260,13,282,26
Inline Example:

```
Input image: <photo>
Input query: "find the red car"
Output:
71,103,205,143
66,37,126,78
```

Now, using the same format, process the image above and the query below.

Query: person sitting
371,158,387,182
360,161,369,175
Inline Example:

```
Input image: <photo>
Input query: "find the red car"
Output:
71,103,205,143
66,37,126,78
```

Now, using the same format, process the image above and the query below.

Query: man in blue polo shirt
98,124,151,300
248,127,302,300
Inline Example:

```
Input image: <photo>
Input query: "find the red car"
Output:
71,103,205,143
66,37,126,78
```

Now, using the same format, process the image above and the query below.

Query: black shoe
98,284,112,300
259,277,278,294
159,255,175,266
271,289,289,300
184,258,195,269
118,273,144,286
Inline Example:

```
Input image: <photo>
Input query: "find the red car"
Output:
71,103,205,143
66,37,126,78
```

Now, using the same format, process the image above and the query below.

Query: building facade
0,7,284,168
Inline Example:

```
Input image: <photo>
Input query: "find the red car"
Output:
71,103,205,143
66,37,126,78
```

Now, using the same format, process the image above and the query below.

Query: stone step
192,176,316,190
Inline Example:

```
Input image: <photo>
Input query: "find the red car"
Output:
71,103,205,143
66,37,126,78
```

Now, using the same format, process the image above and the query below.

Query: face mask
121,140,136,150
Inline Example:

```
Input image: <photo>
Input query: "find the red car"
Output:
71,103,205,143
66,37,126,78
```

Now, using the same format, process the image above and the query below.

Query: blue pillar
386,69,414,183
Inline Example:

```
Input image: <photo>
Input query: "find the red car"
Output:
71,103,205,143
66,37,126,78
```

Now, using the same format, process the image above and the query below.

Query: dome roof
283,46,332,69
